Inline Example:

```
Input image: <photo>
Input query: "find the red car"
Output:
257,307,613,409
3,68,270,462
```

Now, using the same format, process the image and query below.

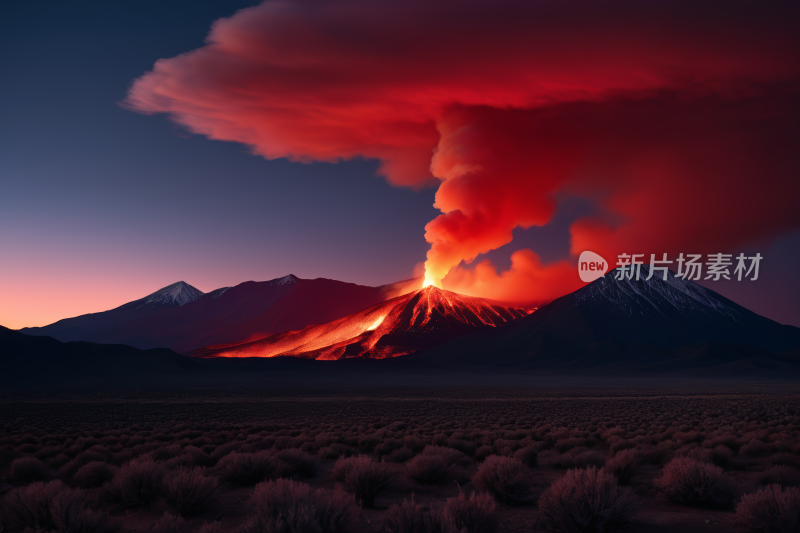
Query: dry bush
148,512,189,533
605,449,643,485
163,467,220,517
331,455,395,507
474,446,494,462
513,446,538,468
276,449,319,478
383,498,438,533
472,455,534,505
420,446,466,466
406,455,451,485
384,492,496,533
709,445,735,468
538,467,638,533
3,480,108,533
216,451,286,485
9,457,51,483
110,455,164,506
72,461,117,489
760,466,800,487
740,439,771,457
384,447,414,463
444,491,497,533
736,484,800,533
243,478,359,533
553,448,606,470
654,457,737,507
319,444,353,460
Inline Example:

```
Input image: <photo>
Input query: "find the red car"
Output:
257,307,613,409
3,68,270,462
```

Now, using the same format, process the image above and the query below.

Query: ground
1,378,798,532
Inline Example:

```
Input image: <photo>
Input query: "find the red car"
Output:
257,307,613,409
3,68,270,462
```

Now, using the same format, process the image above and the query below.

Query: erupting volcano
190,286,529,360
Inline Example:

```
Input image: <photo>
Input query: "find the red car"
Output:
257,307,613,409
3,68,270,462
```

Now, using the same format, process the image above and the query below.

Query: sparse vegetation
472,455,534,505
736,484,800,533
538,467,638,533
654,457,737,507
243,478,359,533
332,455,395,507
2,387,799,533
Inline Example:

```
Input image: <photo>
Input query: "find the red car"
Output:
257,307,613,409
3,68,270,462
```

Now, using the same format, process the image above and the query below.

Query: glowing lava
190,286,529,360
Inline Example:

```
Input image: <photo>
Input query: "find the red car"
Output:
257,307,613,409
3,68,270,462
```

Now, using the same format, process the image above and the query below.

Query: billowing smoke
126,0,800,303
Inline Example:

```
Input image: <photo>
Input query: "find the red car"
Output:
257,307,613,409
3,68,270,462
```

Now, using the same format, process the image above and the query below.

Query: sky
2,0,799,330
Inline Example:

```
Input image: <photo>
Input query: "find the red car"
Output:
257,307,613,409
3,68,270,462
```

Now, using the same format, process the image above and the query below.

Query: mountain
412,266,800,373
21,275,408,353
0,325,201,384
190,286,529,360
21,281,204,343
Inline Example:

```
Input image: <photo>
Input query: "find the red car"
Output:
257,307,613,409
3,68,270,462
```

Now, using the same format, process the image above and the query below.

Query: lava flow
189,286,529,360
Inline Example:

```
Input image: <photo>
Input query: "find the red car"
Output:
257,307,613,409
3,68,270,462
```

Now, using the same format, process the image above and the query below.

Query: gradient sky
2,1,799,330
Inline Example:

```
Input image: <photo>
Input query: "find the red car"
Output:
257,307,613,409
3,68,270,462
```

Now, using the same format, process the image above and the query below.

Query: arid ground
1,379,799,532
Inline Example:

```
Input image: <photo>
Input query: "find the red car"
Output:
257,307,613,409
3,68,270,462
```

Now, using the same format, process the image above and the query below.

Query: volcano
190,286,529,360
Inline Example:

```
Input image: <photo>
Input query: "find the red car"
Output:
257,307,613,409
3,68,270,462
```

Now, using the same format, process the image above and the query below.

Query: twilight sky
2,0,800,330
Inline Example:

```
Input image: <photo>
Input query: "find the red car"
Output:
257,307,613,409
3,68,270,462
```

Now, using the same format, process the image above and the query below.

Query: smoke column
126,0,800,303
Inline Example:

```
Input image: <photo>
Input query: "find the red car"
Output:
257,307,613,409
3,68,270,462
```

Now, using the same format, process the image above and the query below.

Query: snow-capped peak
577,265,741,319
274,274,299,286
135,281,204,309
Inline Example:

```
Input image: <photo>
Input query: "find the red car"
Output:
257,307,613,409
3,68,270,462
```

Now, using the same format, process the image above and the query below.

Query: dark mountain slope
411,267,800,373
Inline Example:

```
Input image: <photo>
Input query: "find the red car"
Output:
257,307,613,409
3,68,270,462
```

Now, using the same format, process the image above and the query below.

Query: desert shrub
736,484,800,533
740,439,771,457
216,451,286,485
513,446,538,468
384,447,415,463
444,491,497,533
331,455,395,507
538,467,638,533
243,478,359,533
406,454,451,485
760,466,800,487
383,498,438,533
10,457,51,483
709,445,735,468
148,512,189,533
474,445,494,462
384,492,496,533
276,449,319,477
4,480,107,533
472,455,534,505
166,445,210,469
420,446,466,466
654,457,737,507
72,461,117,488
319,444,353,460
163,467,219,517
110,455,164,506
605,449,642,485
553,448,606,470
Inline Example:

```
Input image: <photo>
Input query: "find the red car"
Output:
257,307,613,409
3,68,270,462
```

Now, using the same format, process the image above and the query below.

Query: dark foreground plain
2,379,800,533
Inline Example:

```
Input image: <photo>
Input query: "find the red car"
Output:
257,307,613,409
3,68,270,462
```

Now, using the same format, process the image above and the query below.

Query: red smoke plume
126,0,800,304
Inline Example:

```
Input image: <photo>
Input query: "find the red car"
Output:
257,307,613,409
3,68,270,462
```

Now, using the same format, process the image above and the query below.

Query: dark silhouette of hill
190,286,528,359
21,275,407,353
0,325,201,383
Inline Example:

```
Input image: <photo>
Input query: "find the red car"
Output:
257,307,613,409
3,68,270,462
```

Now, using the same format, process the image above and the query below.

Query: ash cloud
126,0,800,303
